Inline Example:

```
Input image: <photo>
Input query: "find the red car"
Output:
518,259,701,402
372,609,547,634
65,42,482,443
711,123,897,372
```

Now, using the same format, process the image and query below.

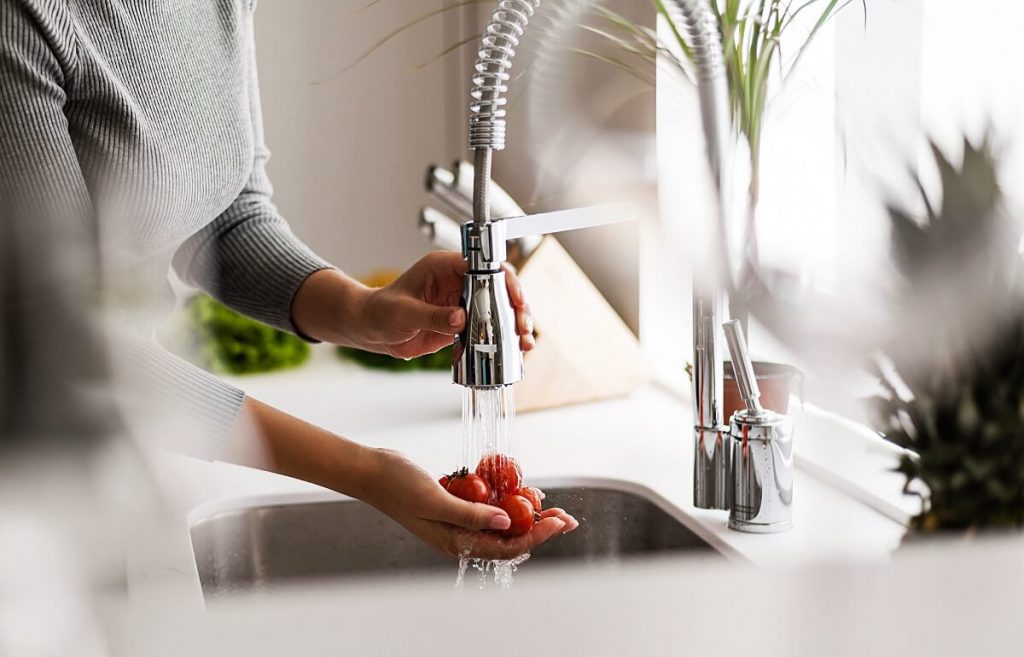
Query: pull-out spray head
453,220,523,387
454,0,541,389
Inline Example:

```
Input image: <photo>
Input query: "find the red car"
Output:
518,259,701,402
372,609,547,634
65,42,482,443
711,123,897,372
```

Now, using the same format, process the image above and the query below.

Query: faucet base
693,427,731,510
728,518,793,534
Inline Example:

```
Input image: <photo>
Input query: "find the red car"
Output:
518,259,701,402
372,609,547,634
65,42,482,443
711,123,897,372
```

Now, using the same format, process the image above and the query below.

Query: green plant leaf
317,0,493,85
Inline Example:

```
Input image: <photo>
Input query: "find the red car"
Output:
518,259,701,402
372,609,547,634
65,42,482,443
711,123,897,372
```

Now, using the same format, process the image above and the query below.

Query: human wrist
336,445,396,510
291,268,374,347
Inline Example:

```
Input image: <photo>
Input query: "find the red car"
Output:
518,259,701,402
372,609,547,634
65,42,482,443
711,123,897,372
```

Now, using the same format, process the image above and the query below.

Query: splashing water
455,386,527,590
454,554,531,592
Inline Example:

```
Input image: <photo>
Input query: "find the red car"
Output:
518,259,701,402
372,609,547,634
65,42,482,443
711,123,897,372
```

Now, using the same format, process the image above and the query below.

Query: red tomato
498,494,537,537
445,471,491,504
518,486,544,512
438,474,451,489
475,453,523,501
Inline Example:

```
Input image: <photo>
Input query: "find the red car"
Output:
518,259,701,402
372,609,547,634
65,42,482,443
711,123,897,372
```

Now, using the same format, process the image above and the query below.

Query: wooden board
515,237,648,412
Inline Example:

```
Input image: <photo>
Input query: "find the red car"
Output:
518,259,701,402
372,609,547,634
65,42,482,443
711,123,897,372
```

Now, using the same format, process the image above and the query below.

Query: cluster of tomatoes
439,453,544,537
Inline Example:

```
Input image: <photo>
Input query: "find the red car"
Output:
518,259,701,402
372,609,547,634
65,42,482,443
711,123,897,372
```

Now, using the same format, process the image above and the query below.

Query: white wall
650,7,845,386
253,0,650,331
833,0,924,288
493,1,656,334
831,0,1024,284
919,1,1024,201
252,1,470,278
650,0,1023,399
250,0,1023,339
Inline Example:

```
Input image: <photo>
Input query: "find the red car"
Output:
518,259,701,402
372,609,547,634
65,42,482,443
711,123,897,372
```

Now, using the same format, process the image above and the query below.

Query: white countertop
120,347,1024,657
137,346,905,603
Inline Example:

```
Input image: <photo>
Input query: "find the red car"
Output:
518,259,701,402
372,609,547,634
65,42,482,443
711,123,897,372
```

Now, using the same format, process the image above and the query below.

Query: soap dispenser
723,320,795,533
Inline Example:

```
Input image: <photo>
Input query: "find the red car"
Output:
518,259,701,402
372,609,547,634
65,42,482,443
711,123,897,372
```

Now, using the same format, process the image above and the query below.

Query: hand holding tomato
475,453,523,501
498,494,539,537
518,486,544,513
362,449,576,560
438,453,568,544
445,468,491,504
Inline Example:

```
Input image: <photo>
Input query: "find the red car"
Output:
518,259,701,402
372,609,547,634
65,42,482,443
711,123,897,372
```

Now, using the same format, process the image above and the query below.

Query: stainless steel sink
191,484,718,598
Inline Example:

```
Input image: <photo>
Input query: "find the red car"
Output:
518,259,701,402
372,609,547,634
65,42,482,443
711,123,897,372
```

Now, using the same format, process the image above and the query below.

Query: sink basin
191,484,718,598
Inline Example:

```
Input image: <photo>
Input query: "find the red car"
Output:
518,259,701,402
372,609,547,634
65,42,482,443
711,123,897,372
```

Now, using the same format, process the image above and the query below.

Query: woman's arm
229,397,576,560
0,2,135,440
290,253,536,357
171,9,331,337
0,3,92,247
171,12,557,558
170,19,536,356
0,2,254,457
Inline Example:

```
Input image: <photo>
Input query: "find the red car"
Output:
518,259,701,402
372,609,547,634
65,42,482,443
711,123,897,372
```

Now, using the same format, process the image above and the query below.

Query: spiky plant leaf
874,135,1024,533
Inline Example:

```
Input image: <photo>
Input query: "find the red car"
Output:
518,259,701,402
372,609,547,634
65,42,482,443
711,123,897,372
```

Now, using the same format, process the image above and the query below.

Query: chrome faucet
452,0,633,389
452,202,633,388
663,0,735,511
451,0,539,389
454,0,740,515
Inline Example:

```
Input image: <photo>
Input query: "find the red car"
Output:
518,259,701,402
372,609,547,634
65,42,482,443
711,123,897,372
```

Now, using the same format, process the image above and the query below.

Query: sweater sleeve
1,1,245,460
172,11,332,336
0,0,100,438
0,1,90,221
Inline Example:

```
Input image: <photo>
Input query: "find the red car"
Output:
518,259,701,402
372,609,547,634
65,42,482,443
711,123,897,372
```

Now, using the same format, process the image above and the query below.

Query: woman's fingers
516,302,533,336
517,301,535,351
540,507,579,533
502,263,525,307
503,267,536,351
452,517,568,560
393,332,456,360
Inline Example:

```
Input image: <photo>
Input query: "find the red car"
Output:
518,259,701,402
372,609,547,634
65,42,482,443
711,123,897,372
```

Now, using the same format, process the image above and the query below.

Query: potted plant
582,1,860,414
341,1,858,409
873,135,1024,538
585,0,861,281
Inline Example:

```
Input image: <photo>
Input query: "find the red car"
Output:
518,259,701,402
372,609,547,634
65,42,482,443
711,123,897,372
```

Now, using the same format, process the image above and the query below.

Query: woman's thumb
403,299,465,335
439,497,511,531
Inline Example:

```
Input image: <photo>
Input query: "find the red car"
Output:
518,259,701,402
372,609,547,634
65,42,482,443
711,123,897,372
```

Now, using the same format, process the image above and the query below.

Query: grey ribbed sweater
0,0,332,457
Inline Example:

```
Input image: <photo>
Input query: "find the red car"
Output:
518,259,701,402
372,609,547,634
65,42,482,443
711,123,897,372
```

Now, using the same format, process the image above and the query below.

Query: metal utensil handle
723,320,763,415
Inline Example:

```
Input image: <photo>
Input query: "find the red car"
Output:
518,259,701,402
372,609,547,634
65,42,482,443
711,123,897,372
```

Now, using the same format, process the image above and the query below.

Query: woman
0,0,576,558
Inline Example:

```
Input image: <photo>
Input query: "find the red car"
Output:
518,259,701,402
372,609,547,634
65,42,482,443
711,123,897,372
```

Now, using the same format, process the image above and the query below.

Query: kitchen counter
119,347,1024,657
133,346,906,608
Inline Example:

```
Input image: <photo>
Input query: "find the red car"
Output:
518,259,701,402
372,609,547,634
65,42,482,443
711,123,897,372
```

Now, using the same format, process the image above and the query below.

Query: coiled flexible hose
467,0,729,231
664,0,730,198
469,0,542,224
469,0,542,152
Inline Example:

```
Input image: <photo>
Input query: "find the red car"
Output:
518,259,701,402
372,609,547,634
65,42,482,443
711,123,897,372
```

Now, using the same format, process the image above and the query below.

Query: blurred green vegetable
169,294,310,375
336,345,453,372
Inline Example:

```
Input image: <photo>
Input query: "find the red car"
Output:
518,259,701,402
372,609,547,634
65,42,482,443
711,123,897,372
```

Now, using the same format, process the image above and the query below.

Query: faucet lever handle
723,320,763,416
498,203,636,240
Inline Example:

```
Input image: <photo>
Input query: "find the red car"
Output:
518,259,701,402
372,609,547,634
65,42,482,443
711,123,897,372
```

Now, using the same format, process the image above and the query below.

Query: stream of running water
455,386,524,591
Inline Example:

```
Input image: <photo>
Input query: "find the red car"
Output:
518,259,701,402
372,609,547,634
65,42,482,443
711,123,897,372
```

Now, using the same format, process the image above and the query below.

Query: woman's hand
363,448,578,560
232,399,577,561
291,252,535,358
360,251,534,359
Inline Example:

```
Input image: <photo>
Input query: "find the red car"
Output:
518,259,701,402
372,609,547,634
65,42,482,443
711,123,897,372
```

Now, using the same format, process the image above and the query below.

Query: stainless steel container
723,321,794,533
728,410,794,533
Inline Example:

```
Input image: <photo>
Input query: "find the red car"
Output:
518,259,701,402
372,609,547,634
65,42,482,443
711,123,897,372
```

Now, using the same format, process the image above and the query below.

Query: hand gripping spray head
452,219,524,388
452,0,540,390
